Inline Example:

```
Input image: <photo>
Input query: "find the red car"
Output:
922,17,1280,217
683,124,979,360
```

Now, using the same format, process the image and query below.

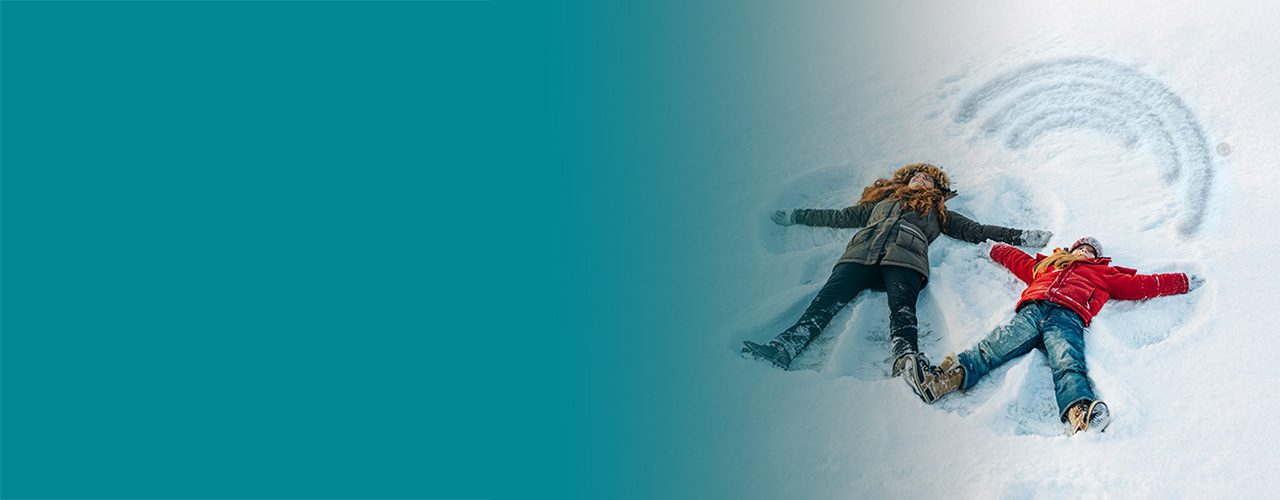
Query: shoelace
1070,403,1093,432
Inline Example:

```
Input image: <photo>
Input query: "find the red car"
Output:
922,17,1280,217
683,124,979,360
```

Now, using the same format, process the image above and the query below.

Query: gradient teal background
0,1,808,498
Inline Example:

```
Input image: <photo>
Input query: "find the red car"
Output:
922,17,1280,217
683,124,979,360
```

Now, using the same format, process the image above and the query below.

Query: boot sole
1086,401,1112,433
1068,401,1112,434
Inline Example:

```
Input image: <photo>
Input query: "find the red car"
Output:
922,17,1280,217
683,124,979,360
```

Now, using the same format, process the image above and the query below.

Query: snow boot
889,337,916,376
741,340,793,370
892,351,920,378
898,352,933,402
1066,400,1112,434
905,353,964,404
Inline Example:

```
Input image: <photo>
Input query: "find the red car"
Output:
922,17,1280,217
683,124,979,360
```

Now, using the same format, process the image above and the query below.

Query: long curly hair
1033,248,1089,278
857,163,954,225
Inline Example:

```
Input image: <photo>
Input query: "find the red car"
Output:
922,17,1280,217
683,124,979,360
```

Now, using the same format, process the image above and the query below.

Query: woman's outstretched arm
781,205,876,228
943,211,1050,247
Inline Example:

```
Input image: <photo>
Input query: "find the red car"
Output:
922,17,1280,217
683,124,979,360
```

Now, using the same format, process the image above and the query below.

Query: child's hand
977,240,998,259
1187,274,1205,292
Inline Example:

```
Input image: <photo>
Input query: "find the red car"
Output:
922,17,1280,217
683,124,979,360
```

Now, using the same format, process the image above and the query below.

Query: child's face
1071,245,1097,259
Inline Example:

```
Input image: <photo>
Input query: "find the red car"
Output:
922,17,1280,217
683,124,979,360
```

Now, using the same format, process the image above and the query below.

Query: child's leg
1040,306,1094,421
955,303,1049,390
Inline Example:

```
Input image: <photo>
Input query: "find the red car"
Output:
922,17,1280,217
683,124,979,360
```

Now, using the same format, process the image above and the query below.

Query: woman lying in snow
742,163,1052,378
906,237,1205,434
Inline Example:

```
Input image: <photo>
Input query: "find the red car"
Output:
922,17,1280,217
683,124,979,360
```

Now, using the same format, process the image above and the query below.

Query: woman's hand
1020,229,1052,248
771,209,796,226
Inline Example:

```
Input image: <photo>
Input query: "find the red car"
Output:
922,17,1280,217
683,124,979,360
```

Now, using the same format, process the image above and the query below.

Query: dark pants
771,262,925,360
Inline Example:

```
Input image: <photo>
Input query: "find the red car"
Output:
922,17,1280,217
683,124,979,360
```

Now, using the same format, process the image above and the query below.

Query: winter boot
905,353,965,404
897,351,931,402
892,351,920,378
1066,400,1112,434
741,340,793,370
889,337,915,375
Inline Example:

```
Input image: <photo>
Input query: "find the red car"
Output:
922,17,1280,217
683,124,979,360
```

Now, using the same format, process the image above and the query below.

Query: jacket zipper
877,201,903,259
1048,263,1071,303
1048,263,1092,313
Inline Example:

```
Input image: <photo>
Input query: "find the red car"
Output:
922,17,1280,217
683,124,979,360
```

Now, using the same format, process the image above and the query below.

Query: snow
700,1,1280,497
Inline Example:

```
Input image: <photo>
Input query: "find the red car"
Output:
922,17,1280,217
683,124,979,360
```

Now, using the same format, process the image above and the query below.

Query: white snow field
700,1,1280,497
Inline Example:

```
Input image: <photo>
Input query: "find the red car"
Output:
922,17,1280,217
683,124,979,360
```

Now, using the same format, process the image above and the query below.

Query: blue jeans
956,301,1094,421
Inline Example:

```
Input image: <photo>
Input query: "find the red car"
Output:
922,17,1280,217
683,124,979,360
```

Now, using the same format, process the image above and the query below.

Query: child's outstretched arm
989,243,1038,284
1108,270,1194,300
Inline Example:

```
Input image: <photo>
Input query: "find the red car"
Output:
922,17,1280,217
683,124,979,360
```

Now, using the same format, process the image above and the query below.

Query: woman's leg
1040,306,1096,422
955,303,1050,391
770,263,879,359
880,266,926,359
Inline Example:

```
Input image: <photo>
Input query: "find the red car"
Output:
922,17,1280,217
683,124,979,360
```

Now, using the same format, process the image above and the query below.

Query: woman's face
908,172,936,189
1071,245,1098,259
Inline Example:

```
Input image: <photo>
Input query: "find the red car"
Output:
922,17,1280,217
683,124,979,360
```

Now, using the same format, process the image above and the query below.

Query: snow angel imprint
906,237,1205,434
743,163,1052,381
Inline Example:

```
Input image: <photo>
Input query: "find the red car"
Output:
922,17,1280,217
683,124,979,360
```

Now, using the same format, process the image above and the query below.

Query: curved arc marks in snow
953,56,1213,237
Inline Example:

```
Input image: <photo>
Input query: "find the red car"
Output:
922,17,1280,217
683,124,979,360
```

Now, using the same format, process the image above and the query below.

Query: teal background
1,1,569,498
1,1,799,498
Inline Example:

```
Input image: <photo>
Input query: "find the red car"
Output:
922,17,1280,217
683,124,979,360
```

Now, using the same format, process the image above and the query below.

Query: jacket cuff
990,243,1012,259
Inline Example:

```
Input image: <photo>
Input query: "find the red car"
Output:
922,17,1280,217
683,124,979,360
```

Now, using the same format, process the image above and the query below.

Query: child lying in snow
905,236,1204,434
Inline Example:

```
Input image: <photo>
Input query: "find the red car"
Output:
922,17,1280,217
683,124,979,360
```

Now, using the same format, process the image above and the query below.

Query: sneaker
904,353,964,404
741,340,792,370
1066,400,1112,434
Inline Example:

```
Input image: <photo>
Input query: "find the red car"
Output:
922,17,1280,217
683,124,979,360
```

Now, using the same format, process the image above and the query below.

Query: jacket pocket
894,224,928,255
899,222,928,241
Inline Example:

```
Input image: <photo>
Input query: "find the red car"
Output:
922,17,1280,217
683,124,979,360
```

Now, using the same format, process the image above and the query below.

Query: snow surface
701,1,1280,497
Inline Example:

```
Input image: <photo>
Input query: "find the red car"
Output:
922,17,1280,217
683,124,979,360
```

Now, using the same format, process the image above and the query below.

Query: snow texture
705,1,1280,498
953,57,1214,236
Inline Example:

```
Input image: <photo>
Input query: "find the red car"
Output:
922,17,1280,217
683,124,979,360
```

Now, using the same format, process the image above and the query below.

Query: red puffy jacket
990,243,1189,326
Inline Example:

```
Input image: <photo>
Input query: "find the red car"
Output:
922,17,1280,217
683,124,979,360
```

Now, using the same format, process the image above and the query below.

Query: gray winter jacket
795,198,1026,283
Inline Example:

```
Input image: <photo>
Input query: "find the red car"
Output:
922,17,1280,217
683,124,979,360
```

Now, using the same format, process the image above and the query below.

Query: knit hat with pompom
1070,236,1103,257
